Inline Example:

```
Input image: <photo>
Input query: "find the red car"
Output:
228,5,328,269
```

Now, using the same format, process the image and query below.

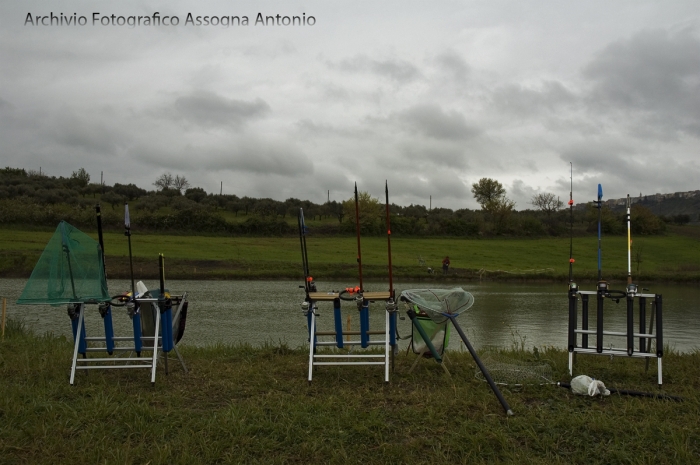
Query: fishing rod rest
304,290,394,382
567,289,663,386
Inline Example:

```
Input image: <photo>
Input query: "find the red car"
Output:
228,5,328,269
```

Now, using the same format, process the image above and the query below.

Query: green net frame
17,221,110,306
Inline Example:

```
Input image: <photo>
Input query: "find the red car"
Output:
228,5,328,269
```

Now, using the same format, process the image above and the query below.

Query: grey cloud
172,92,271,128
398,141,469,170
222,141,313,176
557,138,700,200
560,140,635,174
166,138,313,177
491,80,578,116
510,180,544,209
393,104,480,140
337,55,422,83
0,97,13,110
434,50,471,81
49,112,124,156
296,119,375,139
584,28,700,136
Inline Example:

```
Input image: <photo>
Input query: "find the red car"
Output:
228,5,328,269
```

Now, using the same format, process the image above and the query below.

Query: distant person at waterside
442,256,450,275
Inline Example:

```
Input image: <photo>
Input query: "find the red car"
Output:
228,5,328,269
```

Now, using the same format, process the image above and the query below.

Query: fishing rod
95,204,107,278
95,203,115,355
385,181,393,297
596,184,604,286
354,182,363,292
124,203,136,298
124,202,142,356
568,163,574,283
297,208,314,296
385,181,400,369
626,194,632,286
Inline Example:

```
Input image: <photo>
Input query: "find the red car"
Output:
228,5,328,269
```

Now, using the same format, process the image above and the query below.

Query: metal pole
568,162,574,282
447,315,514,416
125,203,136,299
627,194,632,285
354,183,363,291
597,184,603,282
385,181,394,295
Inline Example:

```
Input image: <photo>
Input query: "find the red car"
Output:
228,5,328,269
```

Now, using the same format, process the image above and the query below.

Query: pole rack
567,287,663,386
69,294,188,386
304,291,396,383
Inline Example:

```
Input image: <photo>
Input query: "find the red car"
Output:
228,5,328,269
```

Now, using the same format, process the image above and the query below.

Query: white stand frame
306,292,392,383
69,295,188,386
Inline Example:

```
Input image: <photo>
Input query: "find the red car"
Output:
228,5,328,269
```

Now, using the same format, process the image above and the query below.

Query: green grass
1,227,699,282
1,319,699,464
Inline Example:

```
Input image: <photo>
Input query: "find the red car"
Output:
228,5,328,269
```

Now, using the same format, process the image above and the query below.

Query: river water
1,278,699,353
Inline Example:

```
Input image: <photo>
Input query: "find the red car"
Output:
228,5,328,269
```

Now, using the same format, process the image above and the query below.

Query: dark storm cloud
393,104,481,140
336,55,422,83
172,91,271,128
584,28,700,136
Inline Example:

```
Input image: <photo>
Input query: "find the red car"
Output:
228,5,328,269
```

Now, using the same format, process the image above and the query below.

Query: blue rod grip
103,305,115,354
132,310,142,353
333,298,343,349
389,312,397,346
360,301,369,348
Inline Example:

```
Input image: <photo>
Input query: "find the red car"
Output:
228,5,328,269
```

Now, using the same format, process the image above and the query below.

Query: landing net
16,221,110,306
475,350,554,386
400,288,475,324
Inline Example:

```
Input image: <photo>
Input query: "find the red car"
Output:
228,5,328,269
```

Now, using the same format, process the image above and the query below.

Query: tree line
0,167,672,237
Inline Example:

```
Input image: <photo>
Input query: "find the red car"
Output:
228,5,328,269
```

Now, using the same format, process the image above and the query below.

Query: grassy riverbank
2,227,699,282
1,319,699,464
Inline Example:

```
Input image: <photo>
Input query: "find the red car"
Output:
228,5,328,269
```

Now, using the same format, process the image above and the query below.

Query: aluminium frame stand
567,286,663,386
68,294,188,386
305,291,397,383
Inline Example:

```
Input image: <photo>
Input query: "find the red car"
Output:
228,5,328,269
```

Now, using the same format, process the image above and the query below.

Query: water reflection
1,278,698,353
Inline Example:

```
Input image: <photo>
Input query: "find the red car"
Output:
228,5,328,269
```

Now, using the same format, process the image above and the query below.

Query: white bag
571,375,610,396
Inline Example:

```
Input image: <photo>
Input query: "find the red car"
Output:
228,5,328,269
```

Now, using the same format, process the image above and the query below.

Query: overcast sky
1,1,699,210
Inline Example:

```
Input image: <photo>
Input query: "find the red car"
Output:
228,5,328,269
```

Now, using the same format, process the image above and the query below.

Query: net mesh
411,316,451,355
476,350,554,386
17,221,110,306
400,288,475,324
